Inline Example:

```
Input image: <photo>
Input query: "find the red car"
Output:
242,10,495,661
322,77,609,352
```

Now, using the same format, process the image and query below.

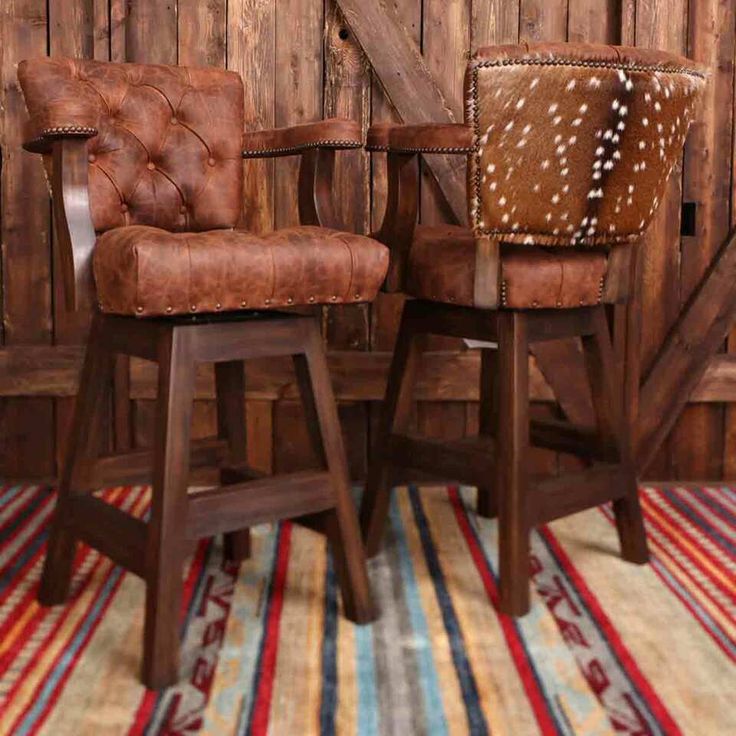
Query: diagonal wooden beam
636,229,736,472
336,0,467,222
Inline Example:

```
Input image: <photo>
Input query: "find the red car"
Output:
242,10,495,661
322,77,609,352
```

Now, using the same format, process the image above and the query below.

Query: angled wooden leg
39,313,114,606
477,347,499,518
583,307,648,564
497,312,531,616
295,320,376,624
360,305,423,556
143,325,195,690
215,361,251,562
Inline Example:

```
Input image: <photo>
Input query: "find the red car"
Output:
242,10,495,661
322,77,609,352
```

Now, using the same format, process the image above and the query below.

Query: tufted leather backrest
465,43,707,247
19,57,244,233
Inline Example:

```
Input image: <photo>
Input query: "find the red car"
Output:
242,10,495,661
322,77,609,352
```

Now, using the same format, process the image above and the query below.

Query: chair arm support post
51,138,97,313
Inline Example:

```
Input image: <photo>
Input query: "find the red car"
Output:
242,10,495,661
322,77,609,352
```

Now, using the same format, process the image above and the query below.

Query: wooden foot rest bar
82,437,228,489
530,419,619,462
387,434,494,486
531,464,627,525
67,495,148,577
186,470,334,539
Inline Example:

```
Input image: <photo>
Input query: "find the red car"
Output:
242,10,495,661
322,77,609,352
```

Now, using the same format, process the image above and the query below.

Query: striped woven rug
0,482,733,735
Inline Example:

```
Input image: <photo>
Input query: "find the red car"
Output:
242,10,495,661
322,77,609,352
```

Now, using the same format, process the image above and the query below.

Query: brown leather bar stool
360,43,706,616
19,57,386,688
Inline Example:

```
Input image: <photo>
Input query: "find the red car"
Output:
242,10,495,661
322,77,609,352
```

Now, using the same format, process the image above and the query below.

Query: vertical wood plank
273,0,323,228
676,0,735,479
229,0,275,234
634,0,688,478
568,0,619,44
126,0,178,65
472,0,520,49
0,0,55,478
519,0,568,42
179,0,226,68
421,0,471,226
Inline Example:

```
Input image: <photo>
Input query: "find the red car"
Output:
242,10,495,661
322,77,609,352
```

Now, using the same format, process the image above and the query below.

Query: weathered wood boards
1,0,736,481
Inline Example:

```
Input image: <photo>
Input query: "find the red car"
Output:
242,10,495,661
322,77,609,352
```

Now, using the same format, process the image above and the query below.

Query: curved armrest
23,124,98,154
242,118,363,158
366,123,474,154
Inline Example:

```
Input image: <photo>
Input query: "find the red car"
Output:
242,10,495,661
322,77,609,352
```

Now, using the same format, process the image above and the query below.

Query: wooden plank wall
0,0,734,481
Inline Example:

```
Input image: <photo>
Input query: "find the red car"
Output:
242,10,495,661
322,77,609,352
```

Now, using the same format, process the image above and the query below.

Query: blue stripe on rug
407,486,489,736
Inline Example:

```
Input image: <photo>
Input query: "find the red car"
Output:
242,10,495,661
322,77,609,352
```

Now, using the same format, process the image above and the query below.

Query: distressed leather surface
466,43,707,247
19,57,244,233
242,119,362,157
94,225,389,316
405,225,608,309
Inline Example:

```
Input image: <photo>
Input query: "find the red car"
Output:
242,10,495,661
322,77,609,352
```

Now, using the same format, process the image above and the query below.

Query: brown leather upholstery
406,225,607,308
19,57,389,316
466,43,707,246
19,57,244,234
243,119,362,158
94,225,389,316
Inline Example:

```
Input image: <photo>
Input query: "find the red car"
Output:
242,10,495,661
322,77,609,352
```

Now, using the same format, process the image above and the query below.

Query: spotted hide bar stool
19,57,386,688
360,43,706,616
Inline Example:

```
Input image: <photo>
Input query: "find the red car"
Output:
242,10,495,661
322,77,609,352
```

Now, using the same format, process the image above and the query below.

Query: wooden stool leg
39,314,113,606
360,305,423,556
497,312,531,616
477,347,499,518
142,326,195,690
294,321,376,624
215,361,251,562
583,308,648,564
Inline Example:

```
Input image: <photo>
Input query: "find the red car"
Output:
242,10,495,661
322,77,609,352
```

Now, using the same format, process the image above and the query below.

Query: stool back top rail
18,57,387,688
360,42,707,616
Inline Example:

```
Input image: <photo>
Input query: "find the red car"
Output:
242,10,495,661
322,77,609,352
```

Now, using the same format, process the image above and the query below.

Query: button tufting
147,162,155,171
170,117,178,125
120,203,128,213
88,154,96,163
179,205,187,214
207,157,216,166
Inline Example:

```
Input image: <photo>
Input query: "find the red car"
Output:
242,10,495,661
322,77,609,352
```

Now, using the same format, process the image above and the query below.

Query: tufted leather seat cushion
466,43,707,247
93,225,389,316
19,57,244,233
406,225,608,309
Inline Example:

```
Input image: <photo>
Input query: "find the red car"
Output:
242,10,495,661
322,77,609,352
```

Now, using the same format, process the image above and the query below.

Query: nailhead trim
385,145,474,155
469,56,706,79
365,144,390,152
26,125,98,149
242,139,362,158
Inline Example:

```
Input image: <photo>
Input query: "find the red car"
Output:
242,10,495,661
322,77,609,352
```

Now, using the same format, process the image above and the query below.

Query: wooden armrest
242,118,363,158
366,123,474,154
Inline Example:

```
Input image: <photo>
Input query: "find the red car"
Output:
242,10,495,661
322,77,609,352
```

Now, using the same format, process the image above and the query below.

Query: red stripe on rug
648,492,735,586
599,505,736,663
447,487,560,736
538,524,682,736
641,498,735,616
128,537,212,735
249,522,293,736
2,488,143,720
